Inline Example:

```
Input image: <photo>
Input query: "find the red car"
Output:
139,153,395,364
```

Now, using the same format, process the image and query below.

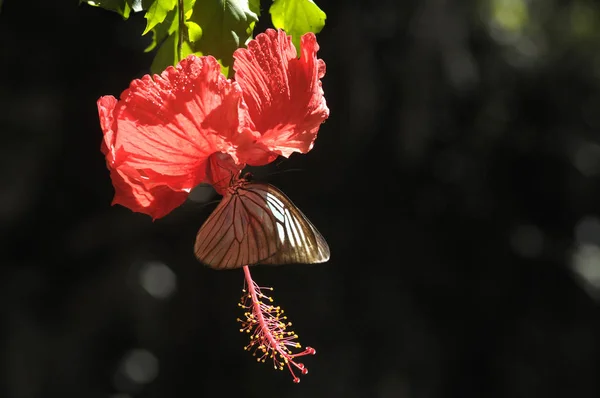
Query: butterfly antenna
265,168,305,179
196,199,222,209
274,157,288,168
183,198,222,214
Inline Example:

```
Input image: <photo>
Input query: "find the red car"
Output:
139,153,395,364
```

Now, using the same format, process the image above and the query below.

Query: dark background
2,0,600,397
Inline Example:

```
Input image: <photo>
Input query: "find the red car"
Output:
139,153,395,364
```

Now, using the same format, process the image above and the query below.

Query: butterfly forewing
257,184,330,265
194,181,330,269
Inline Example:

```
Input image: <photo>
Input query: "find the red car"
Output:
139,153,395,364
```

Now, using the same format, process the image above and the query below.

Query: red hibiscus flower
97,29,329,219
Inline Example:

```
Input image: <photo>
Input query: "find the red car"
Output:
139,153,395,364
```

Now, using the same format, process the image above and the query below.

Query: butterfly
194,173,330,269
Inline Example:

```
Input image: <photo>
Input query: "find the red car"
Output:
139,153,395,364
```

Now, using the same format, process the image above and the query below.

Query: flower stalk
238,266,316,383
177,0,186,62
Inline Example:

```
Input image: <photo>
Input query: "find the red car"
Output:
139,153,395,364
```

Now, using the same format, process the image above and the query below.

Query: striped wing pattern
194,181,330,269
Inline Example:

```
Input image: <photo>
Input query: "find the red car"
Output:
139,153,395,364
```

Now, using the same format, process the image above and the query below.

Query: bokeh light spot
139,261,177,299
570,244,600,300
491,0,529,33
122,349,159,385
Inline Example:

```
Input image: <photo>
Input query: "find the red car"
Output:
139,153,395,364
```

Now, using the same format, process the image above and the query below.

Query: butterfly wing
194,181,330,269
194,188,279,269
247,183,330,265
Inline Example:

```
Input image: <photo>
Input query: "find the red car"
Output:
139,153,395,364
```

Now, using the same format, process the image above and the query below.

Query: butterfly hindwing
194,180,330,269
194,184,281,269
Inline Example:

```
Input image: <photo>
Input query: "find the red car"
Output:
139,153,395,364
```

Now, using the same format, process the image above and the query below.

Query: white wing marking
276,222,286,243
266,193,285,223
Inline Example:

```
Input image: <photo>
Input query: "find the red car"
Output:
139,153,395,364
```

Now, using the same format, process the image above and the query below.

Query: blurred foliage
186,0,259,68
491,0,528,32
79,0,134,19
81,0,327,75
146,0,196,73
142,0,176,35
270,0,326,50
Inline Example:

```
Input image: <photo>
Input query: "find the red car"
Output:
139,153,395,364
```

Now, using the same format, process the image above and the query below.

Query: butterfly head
226,171,253,194
242,172,254,182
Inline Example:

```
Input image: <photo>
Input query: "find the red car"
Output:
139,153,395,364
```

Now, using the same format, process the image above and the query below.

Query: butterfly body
194,176,330,269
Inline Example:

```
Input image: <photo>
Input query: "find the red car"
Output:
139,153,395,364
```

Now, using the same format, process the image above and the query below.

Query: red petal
112,55,243,186
233,29,329,165
108,164,189,220
98,95,118,162
98,55,245,218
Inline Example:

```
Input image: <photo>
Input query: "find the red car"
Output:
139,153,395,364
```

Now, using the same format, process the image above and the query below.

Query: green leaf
269,0,326,50
243,0,261,45
144,0,196,51
80,0,132,19
146,0,202,72
145,7,177,52
188,0,259,67
186,21,203,42
143,0,177,35
183,0,197,18
151,32,177,74
219,63,230,77
150,32,197,74
249,0,261,17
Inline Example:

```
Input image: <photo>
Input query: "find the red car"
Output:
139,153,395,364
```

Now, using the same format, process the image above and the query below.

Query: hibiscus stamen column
237,265,316,383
